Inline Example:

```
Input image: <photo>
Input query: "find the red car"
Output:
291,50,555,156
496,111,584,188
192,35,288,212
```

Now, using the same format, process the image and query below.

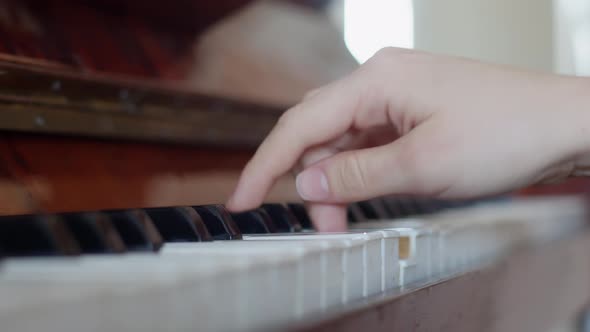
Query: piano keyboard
0,195,587,332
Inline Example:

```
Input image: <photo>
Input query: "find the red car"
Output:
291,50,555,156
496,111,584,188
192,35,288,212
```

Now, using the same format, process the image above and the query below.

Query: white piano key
241,234,365,304
350,221,436,286
0,255,259,332
203,239,346,310
161,241,326,321
242,230,400,301
371,230,399,292
1,195,586,332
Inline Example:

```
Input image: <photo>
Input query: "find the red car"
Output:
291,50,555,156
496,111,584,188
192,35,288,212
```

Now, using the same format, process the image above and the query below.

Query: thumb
295,140,417,203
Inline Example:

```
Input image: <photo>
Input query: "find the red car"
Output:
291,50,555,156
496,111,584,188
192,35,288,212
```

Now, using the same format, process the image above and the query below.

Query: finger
302,87,322,100
295,137,357,230
226,77,371,211
307,203,347,232
295,135,422,203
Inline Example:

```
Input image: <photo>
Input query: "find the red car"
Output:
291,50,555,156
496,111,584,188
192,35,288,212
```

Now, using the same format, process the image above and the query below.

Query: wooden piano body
0,1,588,331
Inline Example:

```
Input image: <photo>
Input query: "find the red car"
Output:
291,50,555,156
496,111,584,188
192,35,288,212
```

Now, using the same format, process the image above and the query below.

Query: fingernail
296,168,330,201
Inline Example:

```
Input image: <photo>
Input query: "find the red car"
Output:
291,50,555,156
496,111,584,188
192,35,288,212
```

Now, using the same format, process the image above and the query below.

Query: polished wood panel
0,0,198,79
0,133,298,216
0,59,283,146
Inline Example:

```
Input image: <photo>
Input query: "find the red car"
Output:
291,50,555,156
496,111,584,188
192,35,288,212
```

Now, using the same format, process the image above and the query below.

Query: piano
0,1,589,332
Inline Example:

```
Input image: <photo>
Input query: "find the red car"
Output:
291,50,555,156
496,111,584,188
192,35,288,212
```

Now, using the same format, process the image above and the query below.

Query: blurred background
180,0,590,107
8,0,588,105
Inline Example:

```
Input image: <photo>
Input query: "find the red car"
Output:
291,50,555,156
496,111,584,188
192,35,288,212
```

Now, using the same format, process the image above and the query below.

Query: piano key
355,201,379,220
347,203,366,222
213,205,243,237
355,200,389,220
126,209,164,250
350,220,438,286
405,198,427,215
162,239,343,310
105,210,155,251
160,241,326,318
410,198,441,215
41,215,81,255
256,208,278,232
261,204,302,233
192,205,241,240
230,210,276,234
380,197,401,218
0,215,61,256
287,203,313,230
0,255,259,332
382,197,416,217
144,207,211,242
0,195,586,332
346,207,356,223
61,212,126,254
243,230,400,299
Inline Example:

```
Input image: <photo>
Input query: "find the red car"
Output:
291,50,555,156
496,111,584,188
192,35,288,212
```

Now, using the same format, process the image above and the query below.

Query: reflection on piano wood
0,195,589,332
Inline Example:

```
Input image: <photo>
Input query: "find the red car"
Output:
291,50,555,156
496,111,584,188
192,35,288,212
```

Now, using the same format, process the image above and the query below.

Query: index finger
226,78,364,211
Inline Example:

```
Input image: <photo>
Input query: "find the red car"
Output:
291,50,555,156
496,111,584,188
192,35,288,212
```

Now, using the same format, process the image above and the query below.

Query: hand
226,47,590,231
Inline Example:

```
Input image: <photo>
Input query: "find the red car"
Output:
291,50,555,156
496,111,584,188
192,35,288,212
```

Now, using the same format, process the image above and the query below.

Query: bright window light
344,0,414,64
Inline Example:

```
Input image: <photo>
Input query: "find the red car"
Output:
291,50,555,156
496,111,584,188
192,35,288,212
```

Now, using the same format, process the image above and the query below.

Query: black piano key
286,203,313,229
411,198,431,215
193,205,241,240
0,215,60,256
408,198,431,214
144,207,207,242
383,197,412,217
415,198,447,214
376,198,398,219
214,205,242,238
347,207,357,223
380,197,399,218
256,209,279,233
261,204,302,233
61,212,126,254
128,209,165,250
44,215,82,255
180,207,214,241
356,200,381,220
231,210,274,234
106,210,154,251
446,199,475,209
369,199,390,219
347,204,366,222
396,198,415,216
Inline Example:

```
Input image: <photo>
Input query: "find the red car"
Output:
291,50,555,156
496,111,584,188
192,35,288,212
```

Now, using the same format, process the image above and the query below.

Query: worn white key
0,255,262,332
161,241,325,321
243,230,399,300
241,234,364,303
168,239,344,310
350,221,435,287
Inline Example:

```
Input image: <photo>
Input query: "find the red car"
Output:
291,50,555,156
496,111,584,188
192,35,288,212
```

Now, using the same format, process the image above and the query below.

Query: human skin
226,47,590,231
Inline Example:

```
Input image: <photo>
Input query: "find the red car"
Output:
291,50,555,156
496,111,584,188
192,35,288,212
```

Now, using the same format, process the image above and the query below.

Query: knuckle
276,108,297,127
367,47,431,74
302,88,322,101
331,153,370,196
371,47,402,62
396,140,452,196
